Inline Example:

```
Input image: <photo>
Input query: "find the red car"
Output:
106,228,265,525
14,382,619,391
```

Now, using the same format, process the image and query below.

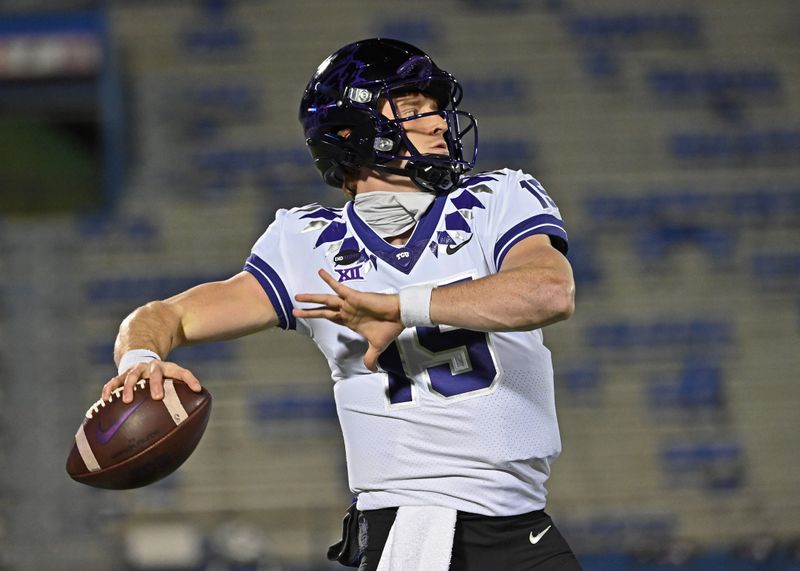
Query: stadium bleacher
1,0,799,570
646,67,782,100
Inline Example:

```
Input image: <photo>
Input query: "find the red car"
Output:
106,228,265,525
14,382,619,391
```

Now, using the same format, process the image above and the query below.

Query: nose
428,112,448,135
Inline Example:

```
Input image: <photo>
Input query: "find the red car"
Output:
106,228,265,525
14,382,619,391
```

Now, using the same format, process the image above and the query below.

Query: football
66,378,212,489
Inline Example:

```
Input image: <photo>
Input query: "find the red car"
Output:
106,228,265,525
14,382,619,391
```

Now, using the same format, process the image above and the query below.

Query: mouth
424,151,450,160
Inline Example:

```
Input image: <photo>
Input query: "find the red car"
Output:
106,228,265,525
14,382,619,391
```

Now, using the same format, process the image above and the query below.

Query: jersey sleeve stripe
494,214,568,269
243,254,296,330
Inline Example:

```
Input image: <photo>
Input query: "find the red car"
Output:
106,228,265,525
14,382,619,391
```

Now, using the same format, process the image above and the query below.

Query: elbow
506,281,575,331
541,279,576,325
550,264,576,322
554,286,576,321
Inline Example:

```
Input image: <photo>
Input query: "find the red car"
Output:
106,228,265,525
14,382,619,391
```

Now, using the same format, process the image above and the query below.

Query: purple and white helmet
299,38,478,194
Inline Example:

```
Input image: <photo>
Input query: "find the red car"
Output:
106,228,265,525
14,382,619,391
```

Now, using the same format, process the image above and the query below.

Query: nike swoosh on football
96,398,146,444
529,525,552,545
445,234,473,255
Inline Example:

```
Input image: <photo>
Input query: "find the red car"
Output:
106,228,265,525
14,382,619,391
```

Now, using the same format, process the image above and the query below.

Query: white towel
376,506,458,571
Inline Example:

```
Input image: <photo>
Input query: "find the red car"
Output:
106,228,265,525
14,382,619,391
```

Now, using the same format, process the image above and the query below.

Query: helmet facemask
347,72,478,194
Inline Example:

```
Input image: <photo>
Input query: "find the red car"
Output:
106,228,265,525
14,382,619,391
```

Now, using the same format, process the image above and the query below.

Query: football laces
85,379,147,419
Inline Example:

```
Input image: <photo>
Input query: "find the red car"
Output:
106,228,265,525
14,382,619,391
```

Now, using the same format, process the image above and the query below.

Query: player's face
380,91,449,158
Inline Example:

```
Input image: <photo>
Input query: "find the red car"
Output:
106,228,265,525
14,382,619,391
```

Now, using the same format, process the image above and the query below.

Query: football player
105,38,580,570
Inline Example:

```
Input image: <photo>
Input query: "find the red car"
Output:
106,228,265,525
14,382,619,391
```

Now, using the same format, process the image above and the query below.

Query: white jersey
245,168,569,516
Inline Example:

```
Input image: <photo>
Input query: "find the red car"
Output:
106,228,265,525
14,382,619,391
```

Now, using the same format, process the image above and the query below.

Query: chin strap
370,161,460,194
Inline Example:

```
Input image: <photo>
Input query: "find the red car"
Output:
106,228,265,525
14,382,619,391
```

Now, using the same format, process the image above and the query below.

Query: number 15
377,279,500,407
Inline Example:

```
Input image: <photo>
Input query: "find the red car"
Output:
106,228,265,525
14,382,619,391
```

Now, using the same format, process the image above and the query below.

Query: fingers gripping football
103,360,202,403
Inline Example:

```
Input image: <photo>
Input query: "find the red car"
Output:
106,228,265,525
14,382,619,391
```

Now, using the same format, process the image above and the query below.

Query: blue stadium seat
647,359,724,411
182,26,247,53
578,550,796,571
252,394,337,421
181,1,248,55
85,273,229,304
647,68,781,99
568,11,701,43
192,146,308,175
198,0,232,18
586,187,800,230
567,11,701,82
584,194,646,223
189,145,323,196
586,319,733,351
170,342,235,364
566,237,602,288
187,116,222,140
561,513,677,566
671,129,800,160
560,362,602,402
76,213,112,239
460,77,527,105
582,48,621,80
377,20,437,47
635,224,737,263
185,83,260,113
646,190,714,217
729,187,798,222
661,440,744,490
76,214,159,244
478,139,533,168
751,253,800,287
459,0,528,11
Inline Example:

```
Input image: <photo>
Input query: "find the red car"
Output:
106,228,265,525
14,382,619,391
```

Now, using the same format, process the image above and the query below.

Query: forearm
114,301,185,365
429,263,574,332
113,273,279,366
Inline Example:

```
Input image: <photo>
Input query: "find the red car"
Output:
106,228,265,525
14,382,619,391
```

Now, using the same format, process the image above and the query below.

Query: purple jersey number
379,326,498,405
380,276,499,405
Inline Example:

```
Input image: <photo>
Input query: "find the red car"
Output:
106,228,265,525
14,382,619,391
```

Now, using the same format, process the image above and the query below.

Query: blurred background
1,0,799,570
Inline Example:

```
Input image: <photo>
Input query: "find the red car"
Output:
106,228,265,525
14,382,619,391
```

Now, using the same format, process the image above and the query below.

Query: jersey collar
346,194,447,275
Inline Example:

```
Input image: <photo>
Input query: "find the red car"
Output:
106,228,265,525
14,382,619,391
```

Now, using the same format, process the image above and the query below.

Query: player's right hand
293,269,405,372
102,360,202,404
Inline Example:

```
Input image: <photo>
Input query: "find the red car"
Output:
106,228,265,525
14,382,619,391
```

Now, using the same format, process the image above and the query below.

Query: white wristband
399,284,435,327
118,349,160,375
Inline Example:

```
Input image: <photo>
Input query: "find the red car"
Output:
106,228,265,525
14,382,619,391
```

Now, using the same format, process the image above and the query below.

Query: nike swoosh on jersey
445,234,473,255
529,525,552,545
96,398,146,444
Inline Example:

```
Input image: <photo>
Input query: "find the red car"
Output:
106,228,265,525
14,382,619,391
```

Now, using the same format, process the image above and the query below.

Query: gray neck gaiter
353,191,436,238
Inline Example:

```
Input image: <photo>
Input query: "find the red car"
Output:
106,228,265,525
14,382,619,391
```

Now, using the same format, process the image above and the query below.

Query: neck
385,227,414,245
352,189,436,241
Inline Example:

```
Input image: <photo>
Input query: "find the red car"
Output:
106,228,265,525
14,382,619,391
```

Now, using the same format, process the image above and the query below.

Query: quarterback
105,39,580,570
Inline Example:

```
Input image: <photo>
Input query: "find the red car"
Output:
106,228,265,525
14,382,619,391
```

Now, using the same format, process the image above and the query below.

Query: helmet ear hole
373,137,395,152
322,165,345,188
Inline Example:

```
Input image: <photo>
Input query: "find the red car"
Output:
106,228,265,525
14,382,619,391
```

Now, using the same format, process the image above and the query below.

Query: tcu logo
335,264,364,282
394,248,412,268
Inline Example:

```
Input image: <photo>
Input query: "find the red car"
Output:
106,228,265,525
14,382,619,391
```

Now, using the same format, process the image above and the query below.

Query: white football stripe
162,380,189,425
75,425,101,472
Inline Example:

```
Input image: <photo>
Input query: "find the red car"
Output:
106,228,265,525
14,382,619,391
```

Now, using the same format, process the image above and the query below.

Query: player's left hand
293,269,405,372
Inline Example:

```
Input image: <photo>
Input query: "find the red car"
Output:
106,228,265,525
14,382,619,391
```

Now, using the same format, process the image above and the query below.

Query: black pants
358,508,583,571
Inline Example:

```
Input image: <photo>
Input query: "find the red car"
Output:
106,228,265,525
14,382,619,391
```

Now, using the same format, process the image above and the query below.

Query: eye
399,107,418,118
